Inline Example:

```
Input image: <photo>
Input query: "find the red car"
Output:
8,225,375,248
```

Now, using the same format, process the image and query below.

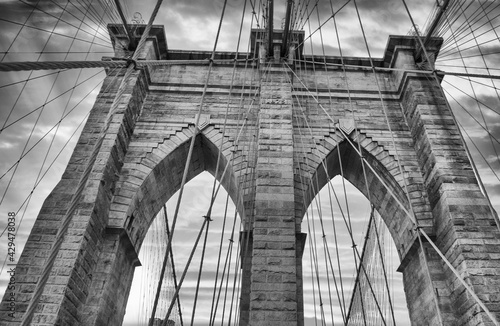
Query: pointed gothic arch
112,127,244,252
298,134,422,325
79,126,245,325
303,134,422,257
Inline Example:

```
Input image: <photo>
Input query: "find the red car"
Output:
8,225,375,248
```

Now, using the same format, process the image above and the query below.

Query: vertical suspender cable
149,1,230,323
329,7,359,317
345,206,375,325
163,205,184,326
189,216,211,326
281,0,294,57
224,62,268,326
267,0,274,56
160,217,210,325
303,16,327,325
207,2,250,323
208,193,231,325
316,2,351,318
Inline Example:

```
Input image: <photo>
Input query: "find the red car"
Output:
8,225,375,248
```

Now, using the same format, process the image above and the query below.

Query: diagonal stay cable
294,0,351,54
0,75,109,277
456,117,500,183
1,0,116,283
401,0,500,233
189,215,211,326
0,0,72,209
0,0,77,137
0,17,113,50
18,0,114,46
0,69,106,181
161,216,211,325
19,0,166,323
446,93,500,183
0,68,106,133
345,206,375,324
0,70,68,90
163,205,184,326
445,2,500,168
209,192,232,326
18,0,101,242
0,64,120,242
443,80,500,147
0,0,41,61
46,0,117,45
453,74,500,92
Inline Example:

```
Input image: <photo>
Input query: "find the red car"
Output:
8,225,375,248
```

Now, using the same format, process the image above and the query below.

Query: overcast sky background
0,0,499,325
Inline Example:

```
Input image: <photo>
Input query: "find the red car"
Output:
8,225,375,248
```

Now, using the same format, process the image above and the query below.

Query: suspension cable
0,0,72,209
0,63,119,243
161,216,211,324
401,0,500,234
0,0,41,61
163,205,184,326
189,215,211,326
207,2,252,321
0,70,106,180
447,3,500,168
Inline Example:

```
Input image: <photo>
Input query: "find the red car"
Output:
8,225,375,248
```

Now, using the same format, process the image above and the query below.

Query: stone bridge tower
1,25,500,326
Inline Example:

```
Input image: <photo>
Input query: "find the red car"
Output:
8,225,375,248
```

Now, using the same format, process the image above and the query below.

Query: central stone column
247,66,302,325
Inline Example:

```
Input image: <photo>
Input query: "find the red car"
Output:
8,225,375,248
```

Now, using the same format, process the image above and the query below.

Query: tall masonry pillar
240,30,307,326
240,66,305,326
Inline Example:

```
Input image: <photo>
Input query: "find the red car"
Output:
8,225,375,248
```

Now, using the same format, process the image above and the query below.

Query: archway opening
123,171,242,326
302,175,411,326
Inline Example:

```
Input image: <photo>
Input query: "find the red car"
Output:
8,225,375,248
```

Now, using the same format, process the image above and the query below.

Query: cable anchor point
126,58,138,70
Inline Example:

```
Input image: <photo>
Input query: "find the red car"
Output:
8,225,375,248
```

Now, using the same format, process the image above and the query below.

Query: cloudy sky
0,0,499,325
